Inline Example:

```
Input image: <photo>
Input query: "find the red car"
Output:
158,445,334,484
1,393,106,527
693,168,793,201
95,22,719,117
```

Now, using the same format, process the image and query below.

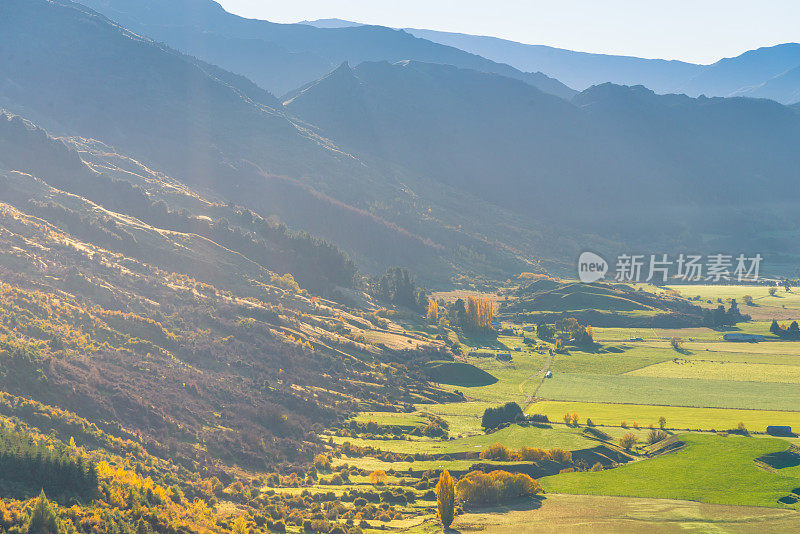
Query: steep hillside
78,0,576,99
0,110,458,472
0,111,359,292
287,61,800,268
1,0,541,283
737,64,800,104
288,61,800,213
0,110,472,533
285,60,592,211
0,0,344,187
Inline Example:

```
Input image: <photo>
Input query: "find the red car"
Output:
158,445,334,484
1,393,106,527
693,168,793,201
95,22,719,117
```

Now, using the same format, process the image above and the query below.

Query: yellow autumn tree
427,298,439,323
369,470,388,485
462,296,494,331
436,470,455,529
455,470,541,506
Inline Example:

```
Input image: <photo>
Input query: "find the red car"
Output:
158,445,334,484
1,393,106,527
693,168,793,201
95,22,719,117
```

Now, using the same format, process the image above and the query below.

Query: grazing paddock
332,455,482,474
627,359,800,383
665,285,800,308
685,340,800,356
593,326,727,342
449,493,800,534
549,347,674,375
325,423,594,455
541,434,800,508
527,401,800,433
350,411,428,427
663,284,800,321
434,353,549,405
413,401,497,435
536,373,800,411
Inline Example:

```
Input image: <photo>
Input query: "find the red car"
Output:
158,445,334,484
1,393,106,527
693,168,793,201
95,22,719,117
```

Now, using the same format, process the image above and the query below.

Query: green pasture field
527,401,800,433
627,359,800,383
541,434,800,509
614,340,800,366
324,423,595,455
592,321,778,342
447,493,800,534
665,285,800,310
592,326,722,342
535,373,800,411
332,456,482,473
451,340,800,407
411,401,494,436
351,411,428,427
660,284,800,321
440,353,548,404
442,345,677,406
550,347,674,374
683,340,800,356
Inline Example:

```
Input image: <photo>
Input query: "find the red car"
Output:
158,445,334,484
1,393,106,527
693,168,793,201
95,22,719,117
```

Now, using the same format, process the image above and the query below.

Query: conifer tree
27,490,59,534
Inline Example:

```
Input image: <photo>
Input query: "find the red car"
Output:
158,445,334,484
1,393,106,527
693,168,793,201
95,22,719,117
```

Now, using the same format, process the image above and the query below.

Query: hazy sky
216,1,800,64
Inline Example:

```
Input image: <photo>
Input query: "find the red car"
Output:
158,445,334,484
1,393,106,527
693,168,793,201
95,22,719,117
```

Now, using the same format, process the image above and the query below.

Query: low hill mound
423,361,498,387
504,281,707,327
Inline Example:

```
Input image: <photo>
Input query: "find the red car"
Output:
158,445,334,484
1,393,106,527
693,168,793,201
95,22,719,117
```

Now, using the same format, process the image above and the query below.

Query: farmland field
449,493,800,534
325,423,596,454
627,359,800,383
662,284,800,321
541,434,800,508
664,285,800,310
593,322,783,342
527,401,800,432
351,411,429,427
536,373,800,410
329,282,800,531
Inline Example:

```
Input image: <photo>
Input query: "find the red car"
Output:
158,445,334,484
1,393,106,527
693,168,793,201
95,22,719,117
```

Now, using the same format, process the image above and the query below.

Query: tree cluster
369,268,427,311
0,426,97,501
455,470,542,506
479,443,573,464
770,320,800,339
701,300,748,328
481,402,523,430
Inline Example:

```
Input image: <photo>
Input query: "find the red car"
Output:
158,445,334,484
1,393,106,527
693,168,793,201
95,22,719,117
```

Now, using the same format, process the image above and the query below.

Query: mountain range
286,60,800,261
302,19,800,105
2,0,800,280
403,30,800,105
1,0,550,283
77,0,576,100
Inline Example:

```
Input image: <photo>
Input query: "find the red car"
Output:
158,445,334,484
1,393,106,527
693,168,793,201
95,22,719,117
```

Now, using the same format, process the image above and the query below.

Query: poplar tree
435,470,455,530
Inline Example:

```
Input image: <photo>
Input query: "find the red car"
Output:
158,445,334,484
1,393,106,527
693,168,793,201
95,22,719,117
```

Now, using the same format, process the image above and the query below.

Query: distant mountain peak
333,60,354,72
299,18,363,29
77,0,577,99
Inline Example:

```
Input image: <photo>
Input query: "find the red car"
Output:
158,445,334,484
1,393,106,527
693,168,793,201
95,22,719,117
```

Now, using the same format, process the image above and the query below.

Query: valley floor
450,494,800,534
331,281,800,532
